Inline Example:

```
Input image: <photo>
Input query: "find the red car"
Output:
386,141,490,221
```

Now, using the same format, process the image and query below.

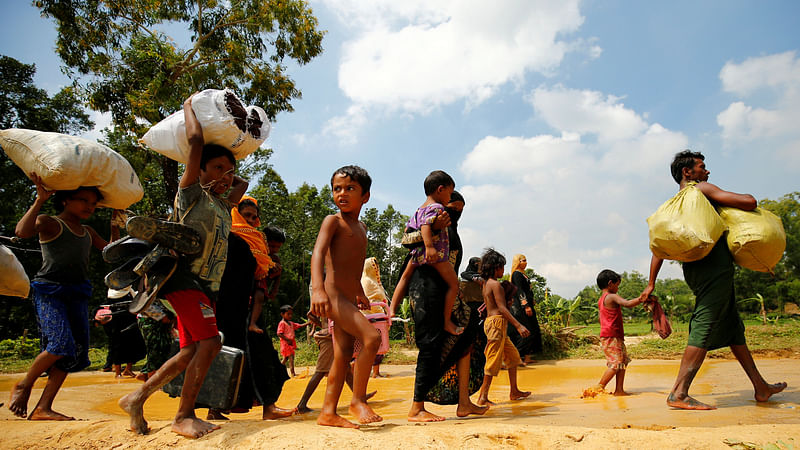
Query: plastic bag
718,206,785,273
647,183,725,262
140,89,270,163
0,245,30,298
0,129,143,210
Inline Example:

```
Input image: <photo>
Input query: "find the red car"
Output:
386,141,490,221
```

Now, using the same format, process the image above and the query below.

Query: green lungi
682,237,746,350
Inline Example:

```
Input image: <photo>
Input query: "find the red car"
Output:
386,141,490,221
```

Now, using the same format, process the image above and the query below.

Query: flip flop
126,216,202,255
102,236,153,264
128,253,177,314
105,257,143,290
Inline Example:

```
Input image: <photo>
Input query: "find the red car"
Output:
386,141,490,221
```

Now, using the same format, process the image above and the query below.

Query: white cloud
319,0,592,142
80,111,113,143
717,51,800,164
458,85,688,296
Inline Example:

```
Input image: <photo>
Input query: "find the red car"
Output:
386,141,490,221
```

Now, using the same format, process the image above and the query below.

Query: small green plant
0,336,40,359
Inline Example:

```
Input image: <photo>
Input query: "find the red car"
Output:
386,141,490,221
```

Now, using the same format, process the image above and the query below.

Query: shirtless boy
310,165,382,428
476,248,531,406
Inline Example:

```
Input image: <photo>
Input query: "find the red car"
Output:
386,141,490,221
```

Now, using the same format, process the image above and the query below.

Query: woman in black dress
507,254,543,364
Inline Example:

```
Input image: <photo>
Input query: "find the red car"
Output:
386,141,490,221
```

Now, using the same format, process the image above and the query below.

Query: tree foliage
36,0,325,201
361,205,408,293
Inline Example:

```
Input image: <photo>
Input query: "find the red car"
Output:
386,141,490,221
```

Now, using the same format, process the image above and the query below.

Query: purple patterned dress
407,203,449,266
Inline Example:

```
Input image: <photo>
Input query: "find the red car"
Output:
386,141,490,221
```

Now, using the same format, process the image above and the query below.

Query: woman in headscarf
446,191,465,273
507,254,543,364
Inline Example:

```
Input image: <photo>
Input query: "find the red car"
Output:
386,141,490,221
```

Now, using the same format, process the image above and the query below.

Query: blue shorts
31,280,92,373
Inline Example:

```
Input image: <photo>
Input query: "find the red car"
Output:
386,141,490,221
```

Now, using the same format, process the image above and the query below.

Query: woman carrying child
9,175,116,420
390,170,462,336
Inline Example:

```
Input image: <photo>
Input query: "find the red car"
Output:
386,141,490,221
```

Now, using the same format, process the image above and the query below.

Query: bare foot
296,405,313,414
318,412,359,428
613,390,631,397
135,373,149,382
9,381,32,418
206,409,229,420
408,409,445,422
121,370,136,378
667,393,716,410
457,401,489,417
263,403,295,420
755,382,787,402
371,372,388,378
444,322,464,335
119,392,149,434
510,390,531,400
476,396,496,406
28,407,75,421
350,401,382,424
248,324,264,334
172,416,220,439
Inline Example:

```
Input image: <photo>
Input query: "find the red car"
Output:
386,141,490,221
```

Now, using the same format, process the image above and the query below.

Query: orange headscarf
231,195,274,280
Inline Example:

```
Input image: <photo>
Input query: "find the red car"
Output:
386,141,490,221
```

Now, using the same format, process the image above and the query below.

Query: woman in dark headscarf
445,191,465,273
508,254,543,364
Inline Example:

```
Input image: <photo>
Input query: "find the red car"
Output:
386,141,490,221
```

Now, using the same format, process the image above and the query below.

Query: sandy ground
1,359,799,449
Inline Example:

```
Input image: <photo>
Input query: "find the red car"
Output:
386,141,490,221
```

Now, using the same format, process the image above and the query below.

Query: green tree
37,0,325,203
361,205,408,292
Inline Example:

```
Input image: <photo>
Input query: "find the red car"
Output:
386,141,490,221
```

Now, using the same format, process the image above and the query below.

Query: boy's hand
357,294,370,310
517,324,530,337
311,289,331,317
425,245,438,263
30,173,53,202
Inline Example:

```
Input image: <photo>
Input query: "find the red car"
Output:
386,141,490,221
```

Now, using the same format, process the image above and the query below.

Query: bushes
0,336,40,358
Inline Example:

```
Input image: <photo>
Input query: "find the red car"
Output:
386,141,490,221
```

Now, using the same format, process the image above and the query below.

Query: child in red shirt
277,305,309,377
594,269,643,396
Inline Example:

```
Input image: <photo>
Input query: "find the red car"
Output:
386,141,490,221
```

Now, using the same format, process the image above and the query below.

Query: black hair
265,226,286,243
465,256,481,273
596,269,621,289
237,198,259,215
424,170,455,195
280,304,293,314
670,149,704,184
480,247,506,280
449,190,465,205
331,165,372,193
53,186,103,213
200,144,235,171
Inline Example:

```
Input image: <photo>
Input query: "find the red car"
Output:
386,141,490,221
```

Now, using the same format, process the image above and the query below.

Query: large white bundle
140,89,270,164
0,129,143,210
0,245,30,298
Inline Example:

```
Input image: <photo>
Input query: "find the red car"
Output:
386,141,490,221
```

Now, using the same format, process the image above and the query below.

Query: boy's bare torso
482,279,503,317
324,213,368,303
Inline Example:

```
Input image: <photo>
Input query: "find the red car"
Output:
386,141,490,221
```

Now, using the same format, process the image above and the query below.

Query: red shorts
165,289,219,348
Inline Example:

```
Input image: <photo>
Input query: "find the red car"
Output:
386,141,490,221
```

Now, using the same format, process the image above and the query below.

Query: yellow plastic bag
647,183,725,262
718,207,785,273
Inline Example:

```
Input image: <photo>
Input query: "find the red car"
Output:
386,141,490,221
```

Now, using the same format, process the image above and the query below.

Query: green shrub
0,336,40,358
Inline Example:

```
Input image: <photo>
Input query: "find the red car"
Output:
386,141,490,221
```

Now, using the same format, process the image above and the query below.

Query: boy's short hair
53,186,103,213
424,170,455,195
480,247,506,280
265,226,286,243
670,149,704,184
279,304,293,314
331,165,371,194
597,269,622,289
200,144,236,170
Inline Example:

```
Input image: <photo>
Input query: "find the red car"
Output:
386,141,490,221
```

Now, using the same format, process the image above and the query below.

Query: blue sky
2,1,799,297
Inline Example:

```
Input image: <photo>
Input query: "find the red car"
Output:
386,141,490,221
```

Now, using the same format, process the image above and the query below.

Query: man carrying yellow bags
640,150,786,410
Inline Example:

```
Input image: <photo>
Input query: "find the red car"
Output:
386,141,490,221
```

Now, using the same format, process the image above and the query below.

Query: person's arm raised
180,94,204,189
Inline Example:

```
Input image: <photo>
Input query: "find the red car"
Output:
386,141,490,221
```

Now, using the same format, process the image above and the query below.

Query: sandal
126,216,202,255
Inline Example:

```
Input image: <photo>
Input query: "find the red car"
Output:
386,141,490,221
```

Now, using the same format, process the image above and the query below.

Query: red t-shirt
598,292,624,338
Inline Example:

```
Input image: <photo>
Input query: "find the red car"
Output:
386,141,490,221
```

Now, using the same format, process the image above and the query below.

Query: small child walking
594,269,643,396
390,170,462,336
476,248,531,406
277,305,309,377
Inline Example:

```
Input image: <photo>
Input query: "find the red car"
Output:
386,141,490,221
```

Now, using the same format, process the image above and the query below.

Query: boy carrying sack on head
476,248,531,406
310,165,382,428
592,269,642,396
119,93,248,439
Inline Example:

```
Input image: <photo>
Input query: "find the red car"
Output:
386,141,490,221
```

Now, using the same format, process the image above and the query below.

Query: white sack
140,89,270,163
0,245,30,298
0,129,144,210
